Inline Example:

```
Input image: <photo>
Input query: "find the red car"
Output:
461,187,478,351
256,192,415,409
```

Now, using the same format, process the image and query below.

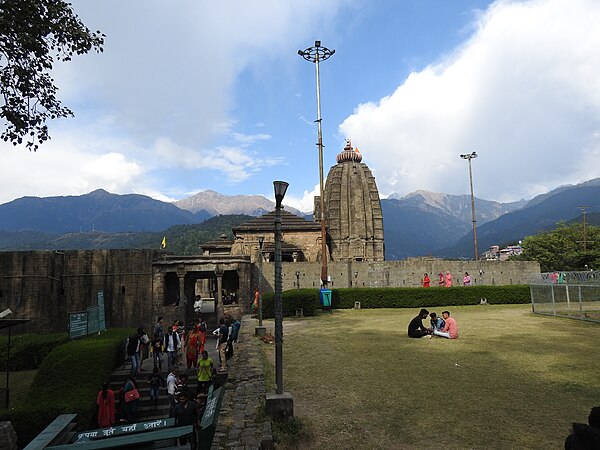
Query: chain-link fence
530,271,600,323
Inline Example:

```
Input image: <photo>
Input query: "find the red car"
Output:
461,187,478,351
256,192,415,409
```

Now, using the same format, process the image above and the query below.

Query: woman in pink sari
444,271,453,287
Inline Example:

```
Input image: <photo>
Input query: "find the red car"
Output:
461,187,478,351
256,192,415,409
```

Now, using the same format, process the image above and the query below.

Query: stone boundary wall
255,259,541,293
211,316,273,449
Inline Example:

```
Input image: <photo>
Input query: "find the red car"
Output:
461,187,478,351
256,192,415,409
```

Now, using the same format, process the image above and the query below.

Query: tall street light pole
460,151,479,260
298,40,335,287
273,181,288,395
578,206,589,252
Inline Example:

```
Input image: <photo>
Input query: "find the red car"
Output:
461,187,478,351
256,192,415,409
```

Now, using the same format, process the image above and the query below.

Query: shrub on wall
0,333,68,371
0,328,132,447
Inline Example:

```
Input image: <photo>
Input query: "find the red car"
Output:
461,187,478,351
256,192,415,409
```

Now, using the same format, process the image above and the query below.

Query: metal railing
531,271,600,323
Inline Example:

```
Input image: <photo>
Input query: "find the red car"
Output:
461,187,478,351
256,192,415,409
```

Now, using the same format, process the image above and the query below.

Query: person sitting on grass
408,309,433,338
433,310,459,339
429,312,446,331
564,406,600,449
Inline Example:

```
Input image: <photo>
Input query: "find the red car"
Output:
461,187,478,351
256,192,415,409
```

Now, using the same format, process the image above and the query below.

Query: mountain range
0,180,598,257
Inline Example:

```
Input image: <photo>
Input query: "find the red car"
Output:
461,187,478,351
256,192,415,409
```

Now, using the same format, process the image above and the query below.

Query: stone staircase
109,334,222,424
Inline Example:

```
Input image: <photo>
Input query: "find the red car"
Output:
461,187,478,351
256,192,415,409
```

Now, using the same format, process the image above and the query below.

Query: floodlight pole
578,206,589,252
460,151,479,260
298,41,335,287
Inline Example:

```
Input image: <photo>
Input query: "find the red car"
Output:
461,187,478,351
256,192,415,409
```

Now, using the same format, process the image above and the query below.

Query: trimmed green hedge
0,328,133,448
262,286,530,317
330,285,531,309
0,333,68,371
262,289,319,318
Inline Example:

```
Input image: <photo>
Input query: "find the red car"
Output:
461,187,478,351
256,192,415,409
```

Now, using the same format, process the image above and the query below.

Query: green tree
512,222,600,272
0,0,104,150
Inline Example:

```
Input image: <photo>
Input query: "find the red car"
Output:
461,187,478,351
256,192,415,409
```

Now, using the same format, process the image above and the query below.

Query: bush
330,285,531,309
0,328,132,447
0,333,68,371
260,286,530,317
261,289,320,318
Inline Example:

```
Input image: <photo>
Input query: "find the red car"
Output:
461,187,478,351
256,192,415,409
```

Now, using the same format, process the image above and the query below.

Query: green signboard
69,312,88,339
87,306,99,334
73,418,174,442
198,386,224,449
97,291,106,331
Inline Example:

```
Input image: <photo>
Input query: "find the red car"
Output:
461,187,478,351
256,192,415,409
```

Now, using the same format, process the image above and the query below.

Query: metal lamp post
273,180,288,395
460,151,479,260
298,40,335,287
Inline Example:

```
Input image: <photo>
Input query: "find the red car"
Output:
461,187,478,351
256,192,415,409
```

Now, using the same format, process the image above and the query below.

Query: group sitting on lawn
407,309,459,339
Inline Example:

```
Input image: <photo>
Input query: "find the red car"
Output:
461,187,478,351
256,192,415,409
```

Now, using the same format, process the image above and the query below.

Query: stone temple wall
0,250,160,334
254,259,541,293
0,250,540,334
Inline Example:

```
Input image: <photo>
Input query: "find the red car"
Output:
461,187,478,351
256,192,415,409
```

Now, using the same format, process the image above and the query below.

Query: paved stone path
211,315,273,450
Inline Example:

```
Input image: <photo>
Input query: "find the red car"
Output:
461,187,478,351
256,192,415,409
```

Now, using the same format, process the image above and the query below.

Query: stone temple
315,140,385,262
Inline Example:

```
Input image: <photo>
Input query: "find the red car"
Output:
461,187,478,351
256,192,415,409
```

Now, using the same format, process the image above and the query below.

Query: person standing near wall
126,328,145,377
463,272,471,286
445,271,453,288
214,318,229,372
163,326,180,371
422,273,430,288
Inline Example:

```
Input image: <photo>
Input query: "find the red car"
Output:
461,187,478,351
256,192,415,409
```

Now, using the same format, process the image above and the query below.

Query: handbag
124,388,140,403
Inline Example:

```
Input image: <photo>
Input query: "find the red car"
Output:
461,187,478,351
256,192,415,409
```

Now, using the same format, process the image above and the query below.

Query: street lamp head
460,151,478,160
315,40,321,47
273,181,289,207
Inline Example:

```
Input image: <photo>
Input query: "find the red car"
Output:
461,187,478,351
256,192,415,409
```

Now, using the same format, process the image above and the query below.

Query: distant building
484,244,522,261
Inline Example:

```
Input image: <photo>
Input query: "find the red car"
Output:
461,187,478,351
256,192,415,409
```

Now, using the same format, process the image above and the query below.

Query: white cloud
339,0,600,201
0,0,354,203
283,183,320,213
231,132,272,144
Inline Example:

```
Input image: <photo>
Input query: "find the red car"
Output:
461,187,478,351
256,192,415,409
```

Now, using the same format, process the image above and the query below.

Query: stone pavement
211,315,273,450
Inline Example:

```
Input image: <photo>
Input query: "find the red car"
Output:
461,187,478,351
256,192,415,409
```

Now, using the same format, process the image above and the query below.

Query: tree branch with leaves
0,0,104,150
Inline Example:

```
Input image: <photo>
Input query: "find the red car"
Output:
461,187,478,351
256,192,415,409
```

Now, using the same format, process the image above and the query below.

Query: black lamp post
258,236,265,327
273,180,288,395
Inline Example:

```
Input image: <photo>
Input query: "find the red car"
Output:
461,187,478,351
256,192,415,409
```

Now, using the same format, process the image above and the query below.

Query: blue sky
2,0,600,212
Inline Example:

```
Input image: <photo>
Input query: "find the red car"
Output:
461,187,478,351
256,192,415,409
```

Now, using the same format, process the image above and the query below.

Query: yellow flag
161,236,166,249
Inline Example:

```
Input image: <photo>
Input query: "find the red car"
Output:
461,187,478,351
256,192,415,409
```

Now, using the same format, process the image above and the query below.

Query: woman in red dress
96,383,115,428
422,273,430,288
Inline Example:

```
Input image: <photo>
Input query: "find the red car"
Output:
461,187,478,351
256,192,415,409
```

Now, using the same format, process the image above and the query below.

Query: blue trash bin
320,289,332,309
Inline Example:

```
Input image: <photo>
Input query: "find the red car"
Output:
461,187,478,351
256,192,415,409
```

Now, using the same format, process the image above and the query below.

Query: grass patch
261,305,600,449
272,416,315,449
7,369,38,408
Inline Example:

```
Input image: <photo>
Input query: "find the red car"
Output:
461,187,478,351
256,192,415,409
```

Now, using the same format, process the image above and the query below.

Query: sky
2,0,600,212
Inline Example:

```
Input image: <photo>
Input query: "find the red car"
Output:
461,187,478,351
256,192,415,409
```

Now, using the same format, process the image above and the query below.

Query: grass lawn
7,369,38,408
260,304,600,449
